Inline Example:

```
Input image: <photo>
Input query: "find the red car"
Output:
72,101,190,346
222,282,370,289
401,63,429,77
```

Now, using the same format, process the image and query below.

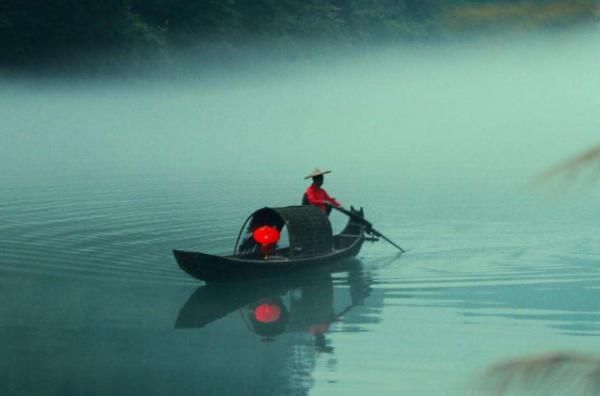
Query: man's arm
321,190,341,207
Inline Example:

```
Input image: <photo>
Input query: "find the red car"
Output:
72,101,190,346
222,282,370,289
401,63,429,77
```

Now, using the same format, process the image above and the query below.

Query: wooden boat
173,205,366,283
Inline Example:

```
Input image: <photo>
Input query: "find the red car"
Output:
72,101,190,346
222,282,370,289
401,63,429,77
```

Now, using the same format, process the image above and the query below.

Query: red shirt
305,184,340,213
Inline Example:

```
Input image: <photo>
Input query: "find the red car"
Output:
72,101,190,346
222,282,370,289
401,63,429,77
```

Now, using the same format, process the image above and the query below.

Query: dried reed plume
481,351,600,395
533,144,600,188
443,1,600,30
479,144,600,394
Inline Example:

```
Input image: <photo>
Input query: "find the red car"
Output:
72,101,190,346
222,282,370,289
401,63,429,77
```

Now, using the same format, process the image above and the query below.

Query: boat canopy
234,205,334,258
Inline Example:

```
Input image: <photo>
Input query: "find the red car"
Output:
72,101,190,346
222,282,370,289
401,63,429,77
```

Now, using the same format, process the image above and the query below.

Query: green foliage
1,0,597,72
0,0,164,69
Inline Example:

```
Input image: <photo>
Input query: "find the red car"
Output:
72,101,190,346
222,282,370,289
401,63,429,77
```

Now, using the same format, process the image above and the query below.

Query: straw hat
304,168,332,179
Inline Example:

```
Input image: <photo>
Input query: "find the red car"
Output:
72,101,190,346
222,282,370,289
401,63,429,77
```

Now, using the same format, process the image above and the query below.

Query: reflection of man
290,276,337,353
246,276,337,350
303,168,341,215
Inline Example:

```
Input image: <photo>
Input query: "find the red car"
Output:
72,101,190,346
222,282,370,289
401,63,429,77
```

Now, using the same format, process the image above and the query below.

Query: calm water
1,174,598,396
2,33,600,395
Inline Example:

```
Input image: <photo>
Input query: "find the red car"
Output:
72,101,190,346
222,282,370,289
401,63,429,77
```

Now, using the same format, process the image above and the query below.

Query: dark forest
1,0,597,72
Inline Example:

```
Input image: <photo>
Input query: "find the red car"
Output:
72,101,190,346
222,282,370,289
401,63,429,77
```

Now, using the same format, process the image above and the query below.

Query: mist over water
1,31,600,395
4,35,599,239
3,31,599,189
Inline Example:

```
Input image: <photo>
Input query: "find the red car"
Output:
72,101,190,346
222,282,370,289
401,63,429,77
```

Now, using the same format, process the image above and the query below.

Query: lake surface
1,33,600,395
1,173,598,396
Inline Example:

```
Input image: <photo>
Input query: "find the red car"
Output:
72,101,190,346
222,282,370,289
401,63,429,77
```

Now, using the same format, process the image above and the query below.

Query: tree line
0,0,597,72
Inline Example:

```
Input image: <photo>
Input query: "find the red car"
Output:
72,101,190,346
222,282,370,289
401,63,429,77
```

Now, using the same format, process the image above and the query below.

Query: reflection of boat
173,205,366,283
175,260,371,346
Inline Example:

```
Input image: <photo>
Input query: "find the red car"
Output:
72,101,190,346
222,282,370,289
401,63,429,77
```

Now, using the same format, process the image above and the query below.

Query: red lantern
252,226,280,246
254,303,282,323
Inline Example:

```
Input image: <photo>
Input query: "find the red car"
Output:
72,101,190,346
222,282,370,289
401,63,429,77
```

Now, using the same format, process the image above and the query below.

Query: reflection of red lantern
254,303,282,323
253,226,280,246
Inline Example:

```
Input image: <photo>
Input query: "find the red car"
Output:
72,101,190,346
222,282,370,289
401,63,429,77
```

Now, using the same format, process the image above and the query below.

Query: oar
328,204,406,253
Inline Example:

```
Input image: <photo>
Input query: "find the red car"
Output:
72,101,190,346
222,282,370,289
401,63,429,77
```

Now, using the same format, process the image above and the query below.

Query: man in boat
303,168,341,215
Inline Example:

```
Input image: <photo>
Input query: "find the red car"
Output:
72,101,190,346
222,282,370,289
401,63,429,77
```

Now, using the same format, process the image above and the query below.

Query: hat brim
304,170,331,179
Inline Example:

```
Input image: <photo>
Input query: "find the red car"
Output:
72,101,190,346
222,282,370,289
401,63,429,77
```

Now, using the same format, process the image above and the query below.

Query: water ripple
0,177,249,284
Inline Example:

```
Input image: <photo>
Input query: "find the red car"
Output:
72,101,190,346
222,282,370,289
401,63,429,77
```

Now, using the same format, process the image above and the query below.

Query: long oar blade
329,205,405,253
368,228,405,253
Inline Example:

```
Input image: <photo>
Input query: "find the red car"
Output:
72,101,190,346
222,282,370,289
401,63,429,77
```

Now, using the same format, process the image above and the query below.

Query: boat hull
173,232,364,283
